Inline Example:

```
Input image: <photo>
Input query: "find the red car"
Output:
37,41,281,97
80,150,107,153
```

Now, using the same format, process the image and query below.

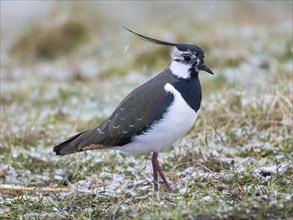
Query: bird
53,28,214,193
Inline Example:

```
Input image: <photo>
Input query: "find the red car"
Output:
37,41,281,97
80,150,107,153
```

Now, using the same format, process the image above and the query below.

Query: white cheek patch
170,61,191,79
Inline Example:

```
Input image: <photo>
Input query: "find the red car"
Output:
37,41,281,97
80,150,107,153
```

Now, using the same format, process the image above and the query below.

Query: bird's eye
184,55,191,61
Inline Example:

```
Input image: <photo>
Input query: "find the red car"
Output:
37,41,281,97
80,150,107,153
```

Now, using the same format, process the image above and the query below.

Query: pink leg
151,152,175,193
152,152,159,191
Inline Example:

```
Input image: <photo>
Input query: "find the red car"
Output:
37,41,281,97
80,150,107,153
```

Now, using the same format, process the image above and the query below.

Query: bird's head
125,28,214,79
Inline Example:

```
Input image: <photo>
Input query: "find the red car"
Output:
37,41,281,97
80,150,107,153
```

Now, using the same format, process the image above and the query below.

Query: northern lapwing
54,28,214,193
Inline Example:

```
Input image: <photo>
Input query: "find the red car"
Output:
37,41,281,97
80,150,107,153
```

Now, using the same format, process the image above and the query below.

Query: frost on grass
1,62,292,218
1,1,293,219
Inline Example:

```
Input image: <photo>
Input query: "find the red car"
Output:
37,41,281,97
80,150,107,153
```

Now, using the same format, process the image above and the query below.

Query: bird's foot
152,152,175,194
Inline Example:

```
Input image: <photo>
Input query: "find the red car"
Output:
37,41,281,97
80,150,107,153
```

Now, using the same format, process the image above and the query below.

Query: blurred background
1,1,291,79
1,1,292,219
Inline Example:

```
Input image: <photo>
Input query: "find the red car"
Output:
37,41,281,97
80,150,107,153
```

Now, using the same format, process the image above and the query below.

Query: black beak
198,63,214,75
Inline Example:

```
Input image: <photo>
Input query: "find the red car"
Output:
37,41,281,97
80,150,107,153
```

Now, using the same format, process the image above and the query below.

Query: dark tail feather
53,130,88,155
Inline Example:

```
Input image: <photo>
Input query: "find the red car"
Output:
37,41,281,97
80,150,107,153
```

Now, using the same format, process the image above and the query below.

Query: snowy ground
1,1,292,219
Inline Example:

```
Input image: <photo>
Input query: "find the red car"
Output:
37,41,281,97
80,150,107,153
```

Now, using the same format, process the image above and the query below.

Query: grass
1,1,293,219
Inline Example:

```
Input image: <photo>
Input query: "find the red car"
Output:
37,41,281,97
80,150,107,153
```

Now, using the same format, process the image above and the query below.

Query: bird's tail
53,131,87,155
53,129,108,155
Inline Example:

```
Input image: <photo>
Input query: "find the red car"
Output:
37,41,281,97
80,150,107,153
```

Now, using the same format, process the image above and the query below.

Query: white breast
114,83,199,153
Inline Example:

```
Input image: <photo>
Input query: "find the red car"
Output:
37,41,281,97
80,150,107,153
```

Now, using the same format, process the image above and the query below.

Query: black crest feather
124,27,176,47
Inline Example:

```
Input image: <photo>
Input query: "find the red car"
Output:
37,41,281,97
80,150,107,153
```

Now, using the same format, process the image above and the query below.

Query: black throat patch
173,72,202,112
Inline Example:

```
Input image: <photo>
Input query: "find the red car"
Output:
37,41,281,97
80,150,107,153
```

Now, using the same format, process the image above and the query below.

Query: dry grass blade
0,185,70,193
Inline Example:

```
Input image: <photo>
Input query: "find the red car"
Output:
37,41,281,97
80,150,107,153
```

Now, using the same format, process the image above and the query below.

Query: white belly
114,83,199,153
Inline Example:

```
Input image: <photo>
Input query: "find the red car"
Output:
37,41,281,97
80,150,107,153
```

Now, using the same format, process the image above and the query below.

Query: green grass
1,2,292,219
